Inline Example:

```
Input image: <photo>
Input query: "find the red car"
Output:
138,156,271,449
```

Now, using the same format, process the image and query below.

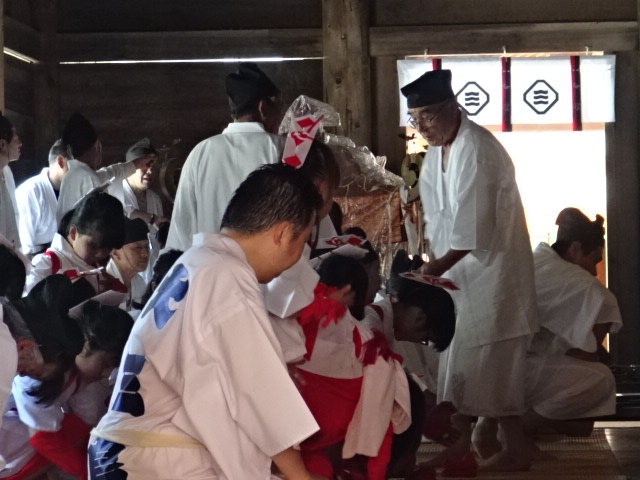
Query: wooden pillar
372,55,405,174
33,0,59,163
0,0,5,113
606,50,640,365
322,0,371,148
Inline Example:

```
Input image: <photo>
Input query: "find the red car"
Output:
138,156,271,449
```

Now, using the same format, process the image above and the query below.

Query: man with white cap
56,113,151,222
110,138,168,228
166,62,284,250
401,69,539,471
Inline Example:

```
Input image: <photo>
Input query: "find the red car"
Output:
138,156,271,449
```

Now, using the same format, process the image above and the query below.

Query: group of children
0,135,460,480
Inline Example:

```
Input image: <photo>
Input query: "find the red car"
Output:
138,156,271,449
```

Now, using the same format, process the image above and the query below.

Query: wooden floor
413,423,640,480
603,423,640,480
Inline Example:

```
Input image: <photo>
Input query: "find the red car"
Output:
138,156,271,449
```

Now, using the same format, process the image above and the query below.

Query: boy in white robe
89,164,326,480
16,139,71,256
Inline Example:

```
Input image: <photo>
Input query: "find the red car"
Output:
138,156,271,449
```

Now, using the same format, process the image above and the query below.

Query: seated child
0,276,133,480
293,253,410,480
106,217,150,313
362,261,458,478
26,191,126,300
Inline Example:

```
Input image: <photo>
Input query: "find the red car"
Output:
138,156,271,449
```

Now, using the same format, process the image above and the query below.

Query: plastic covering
279,95,407,282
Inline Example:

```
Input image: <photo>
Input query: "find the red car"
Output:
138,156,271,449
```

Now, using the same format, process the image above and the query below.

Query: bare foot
478,449,531,472
422,431,471,467
471,417,502,459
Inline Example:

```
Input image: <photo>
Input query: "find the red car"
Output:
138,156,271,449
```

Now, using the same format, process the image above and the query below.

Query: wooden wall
3,0,640,363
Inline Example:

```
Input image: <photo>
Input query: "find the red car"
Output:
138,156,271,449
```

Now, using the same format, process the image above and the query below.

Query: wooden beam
4,15,40,62
0,0,5,112
372,56,405,173
58,29,323,62
370,21,638,57
605,51,640,365
33,0,59,163
322,0,371,147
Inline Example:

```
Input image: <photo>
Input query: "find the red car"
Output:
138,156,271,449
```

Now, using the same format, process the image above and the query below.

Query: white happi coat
89,233,318,480
166,122,284,250
57,159,136,223
420,113,538,413
15,168,58,255
526,242,622,419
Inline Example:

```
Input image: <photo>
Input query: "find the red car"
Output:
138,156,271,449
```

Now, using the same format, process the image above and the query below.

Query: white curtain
397,55,615,127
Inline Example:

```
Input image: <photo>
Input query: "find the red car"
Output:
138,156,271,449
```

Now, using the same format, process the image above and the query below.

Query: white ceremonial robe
525,242,622,419
89,233,318,480
111,180,164,283
0,167,19,250
362,296,440,394
26,233,104,295
15,168,58,255
105,259,146,316
57,159,136,223
420,112,538,416
166,122,284,250
0,373,109,478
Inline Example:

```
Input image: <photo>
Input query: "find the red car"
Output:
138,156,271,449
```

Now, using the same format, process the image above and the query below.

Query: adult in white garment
16,139,71,257
522,208,621,436
89,164,326,480
0,114,22,250
109,137,168,282
401,69,539,471
166,62,285,250
56,113,151,222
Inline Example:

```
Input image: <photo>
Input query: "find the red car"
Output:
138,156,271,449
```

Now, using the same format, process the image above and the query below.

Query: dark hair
1,302,33,342
60,191,126,250
0,245,26,301
329,201,343,235
229,95,279,120
344,226,379,265
156,221,170,249
137,249,183,308
298,140,341,192
552,207,605,257
17,276,85,404
316,254,369,320
48,138,73,165
0,114,13,143
395,277,455,352
221,163,322,238
78,301,133,364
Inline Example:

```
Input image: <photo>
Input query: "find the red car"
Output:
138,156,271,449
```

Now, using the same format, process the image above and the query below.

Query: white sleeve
95,162,137,185
12,375,64,432
25,253,53,294
15,186,40,255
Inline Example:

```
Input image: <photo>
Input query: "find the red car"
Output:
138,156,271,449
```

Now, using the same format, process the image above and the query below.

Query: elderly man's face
129,154,157,190
408,99,458,147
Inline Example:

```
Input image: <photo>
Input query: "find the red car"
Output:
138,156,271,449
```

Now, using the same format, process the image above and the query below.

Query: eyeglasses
407,101,449,129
